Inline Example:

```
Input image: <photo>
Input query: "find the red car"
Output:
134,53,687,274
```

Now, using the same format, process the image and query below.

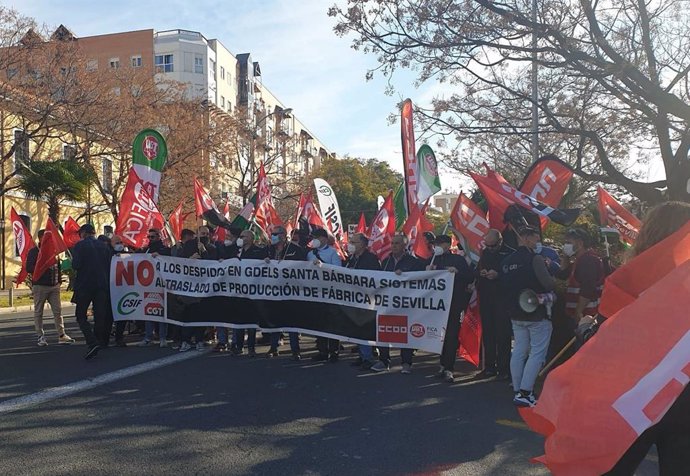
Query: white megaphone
518,289,540,314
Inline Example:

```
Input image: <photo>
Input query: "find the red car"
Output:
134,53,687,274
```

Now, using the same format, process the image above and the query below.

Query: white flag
313,178,344,239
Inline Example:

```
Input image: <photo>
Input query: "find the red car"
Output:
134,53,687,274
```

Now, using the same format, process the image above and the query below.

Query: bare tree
330,0,690,203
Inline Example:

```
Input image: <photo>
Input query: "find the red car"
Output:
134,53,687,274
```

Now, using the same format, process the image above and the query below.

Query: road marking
0,350,206,415
495,418,530,431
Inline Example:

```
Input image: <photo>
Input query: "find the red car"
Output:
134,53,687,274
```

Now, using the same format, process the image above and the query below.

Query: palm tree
17,159,93,225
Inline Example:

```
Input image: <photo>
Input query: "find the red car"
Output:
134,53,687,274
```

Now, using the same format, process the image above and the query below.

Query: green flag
132,129,167,203
416,144,441,203
393,183,407,230
231,193,257,230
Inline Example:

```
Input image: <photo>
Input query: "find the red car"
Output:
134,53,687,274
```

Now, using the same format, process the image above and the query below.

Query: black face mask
199,237,209,245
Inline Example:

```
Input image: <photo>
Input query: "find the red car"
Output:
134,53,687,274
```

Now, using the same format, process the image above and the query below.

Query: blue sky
12,0,461,188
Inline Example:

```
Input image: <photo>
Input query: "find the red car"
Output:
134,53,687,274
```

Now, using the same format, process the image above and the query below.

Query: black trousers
378,347,413,365
74,288,108,347
479,294,511,374
181,326,206,344
316,337,339,356
440,293,470,372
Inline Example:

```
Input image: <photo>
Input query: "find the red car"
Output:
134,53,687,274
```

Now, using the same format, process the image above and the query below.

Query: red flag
519,156,574,229
450,192,490,263
401,202,434,259
254,162,283,234
597,187,642,247
168,200,184,241
599,219,690,318
368,191,396,260
10,207,35,286
457,290,482,367
519,260,690,475
298,192,327,230
63,217,81,248
33,218,67,281
116,168,166,248
356,212,367,234
215,201,230,242
401,99,418,214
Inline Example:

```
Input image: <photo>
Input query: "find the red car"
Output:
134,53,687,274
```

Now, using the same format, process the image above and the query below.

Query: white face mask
433,246,444,256
224,239,234,246
346,243,356,254
535,242,543,254
563,243,575,257
235,238,244,248
310,239,322,249
113,244,124,252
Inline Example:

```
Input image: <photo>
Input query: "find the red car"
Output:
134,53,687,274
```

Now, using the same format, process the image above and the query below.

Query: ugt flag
416,144,441,203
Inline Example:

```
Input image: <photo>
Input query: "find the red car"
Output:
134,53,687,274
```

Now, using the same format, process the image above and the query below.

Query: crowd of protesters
31,217,612,408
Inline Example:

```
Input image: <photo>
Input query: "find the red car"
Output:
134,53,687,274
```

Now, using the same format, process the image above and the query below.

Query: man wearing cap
500,225,556,407
308,228,343,363
556,227,605,323
71,224,113,359
427,234,475,383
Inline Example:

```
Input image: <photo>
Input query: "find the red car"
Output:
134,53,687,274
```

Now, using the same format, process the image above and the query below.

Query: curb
0,301,76,315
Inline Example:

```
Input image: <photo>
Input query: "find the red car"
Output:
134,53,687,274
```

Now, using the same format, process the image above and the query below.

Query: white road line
0,350,206,415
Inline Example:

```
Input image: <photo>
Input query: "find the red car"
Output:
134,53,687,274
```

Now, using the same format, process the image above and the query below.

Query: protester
476,229,514,379
375,233,425,373
308,227,343,362
427,234,475,383
536,239,561,275
602,201,690,475
171,228,196,257
231,228,268,357
138,228,171,348
500,225,556,407
71,223,112,359
211,226,242,352
556,227,604,322
25,229,74,346
264,225,307,359
109,234,129,347
344,233,381,370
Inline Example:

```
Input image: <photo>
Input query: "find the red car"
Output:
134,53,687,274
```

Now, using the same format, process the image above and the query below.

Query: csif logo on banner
117,292,142,315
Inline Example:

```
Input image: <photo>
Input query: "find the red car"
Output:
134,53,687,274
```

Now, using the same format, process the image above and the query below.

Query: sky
10,0,464,189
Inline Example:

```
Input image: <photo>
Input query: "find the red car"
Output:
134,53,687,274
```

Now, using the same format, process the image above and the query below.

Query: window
209,59,216,75
62,144,76,161
155,54,174,73
194,55,204,74
86,59,98,71
131,55,142,67
102,157,113,193
109,57,120,69
220,66,225,80
13,130,29,171
220,96,225,108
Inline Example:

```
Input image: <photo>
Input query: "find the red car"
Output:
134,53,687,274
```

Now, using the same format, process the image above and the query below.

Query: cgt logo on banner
144,291,165,317
377,315,409,344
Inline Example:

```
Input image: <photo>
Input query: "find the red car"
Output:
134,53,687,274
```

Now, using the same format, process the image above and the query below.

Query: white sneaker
58,334,75,345
401,363,412,374
196,342,205,351
443,370,455,383
179,342,192,352
137,339,151,347
371,361,390,372
37,336,48,346
513,392,537,407
159,340,168,348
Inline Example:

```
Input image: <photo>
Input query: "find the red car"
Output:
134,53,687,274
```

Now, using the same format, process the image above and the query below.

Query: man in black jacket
374,234,425,373
72,224,112,359
26,229,74,346
476,229,515,379
140,228,171,255
427,234,475,383
345,233,381,370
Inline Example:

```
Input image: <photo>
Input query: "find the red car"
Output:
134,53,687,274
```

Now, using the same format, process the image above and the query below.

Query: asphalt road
0,309,657,475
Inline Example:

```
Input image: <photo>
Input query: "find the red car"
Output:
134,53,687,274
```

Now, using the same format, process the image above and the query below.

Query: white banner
314,178,344,240
110,255,455,354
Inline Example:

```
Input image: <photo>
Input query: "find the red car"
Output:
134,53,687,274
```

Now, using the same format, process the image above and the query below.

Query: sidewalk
0,301,75,315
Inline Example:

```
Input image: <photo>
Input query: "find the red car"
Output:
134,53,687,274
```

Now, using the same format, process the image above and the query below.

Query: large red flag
368,192,396,260
168,200,184,241
63,217,81,248
10,207,35,286
254,162,283,234
401,99,418,215
450,192,490,263
355,212,367,234
33,218,67,281
401,202,434,259
116,168,166,248
297,192,327,230
457,290,482,367
519,156,574,229
597,187,641,247
519,260,690,475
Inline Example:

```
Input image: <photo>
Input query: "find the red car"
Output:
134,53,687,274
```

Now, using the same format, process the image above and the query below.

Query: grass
0,291,73,308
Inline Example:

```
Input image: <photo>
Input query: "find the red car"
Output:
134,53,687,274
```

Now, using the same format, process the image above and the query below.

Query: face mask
199,237,209,245
347,243,356,254
235,238,244,248
563,243,575,256
311,239,322,249
433,246,444,256
113,244,124,252
535,242,543,254
271,235,280,245
224,239,234,246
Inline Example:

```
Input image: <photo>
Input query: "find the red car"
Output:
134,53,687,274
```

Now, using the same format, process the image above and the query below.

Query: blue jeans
510,319,552,393
270,332,300,353
217,327,228,345
145,321,168,342
233,328,256,350
359,345,374,361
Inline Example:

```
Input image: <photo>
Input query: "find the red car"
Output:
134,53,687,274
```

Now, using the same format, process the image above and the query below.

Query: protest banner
111,254,455,354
